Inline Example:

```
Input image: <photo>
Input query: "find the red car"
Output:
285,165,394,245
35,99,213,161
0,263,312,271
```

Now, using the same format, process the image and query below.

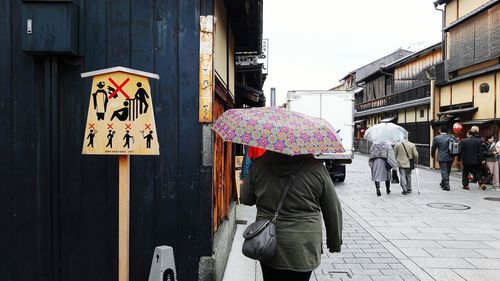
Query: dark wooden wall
0,1,213,281
448,5,500,72
363,76,387,102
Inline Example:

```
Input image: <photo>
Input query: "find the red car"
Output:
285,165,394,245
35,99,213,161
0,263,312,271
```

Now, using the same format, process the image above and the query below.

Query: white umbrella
364,123,408,144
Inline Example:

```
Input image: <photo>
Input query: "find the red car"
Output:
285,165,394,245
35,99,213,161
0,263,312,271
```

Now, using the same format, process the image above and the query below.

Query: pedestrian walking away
394,138,419,195
460,129,486,190
431,125,454,191
368,142,396,196
485,135,499,190
240,151,342,281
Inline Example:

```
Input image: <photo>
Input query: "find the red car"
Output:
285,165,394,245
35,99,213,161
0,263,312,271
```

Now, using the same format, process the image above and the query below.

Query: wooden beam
119,155,130,281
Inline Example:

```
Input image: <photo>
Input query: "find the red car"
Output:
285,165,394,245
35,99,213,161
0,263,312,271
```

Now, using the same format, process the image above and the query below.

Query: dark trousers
260,263,312,281
438,161,453,188
462,164,481,187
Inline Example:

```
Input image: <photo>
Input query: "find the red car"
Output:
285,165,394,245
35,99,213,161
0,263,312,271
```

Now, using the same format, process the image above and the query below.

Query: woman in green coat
241,151,343,281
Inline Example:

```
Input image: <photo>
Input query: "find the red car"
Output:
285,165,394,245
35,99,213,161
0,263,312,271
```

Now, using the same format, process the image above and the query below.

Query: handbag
242,175,296,261
391,169,399,184
402,142,415,170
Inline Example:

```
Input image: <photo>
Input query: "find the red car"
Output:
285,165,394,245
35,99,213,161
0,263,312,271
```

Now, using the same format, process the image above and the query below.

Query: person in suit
431,125,454,191
394,138,419,195
460,129,486,190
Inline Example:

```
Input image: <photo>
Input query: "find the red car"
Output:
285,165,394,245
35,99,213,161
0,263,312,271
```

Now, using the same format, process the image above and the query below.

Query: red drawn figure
108,77,131,99
92,82,109,120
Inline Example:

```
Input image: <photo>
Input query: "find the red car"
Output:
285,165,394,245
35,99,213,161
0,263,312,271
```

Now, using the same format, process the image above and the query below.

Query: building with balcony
432,0,500,168
351,45,442,166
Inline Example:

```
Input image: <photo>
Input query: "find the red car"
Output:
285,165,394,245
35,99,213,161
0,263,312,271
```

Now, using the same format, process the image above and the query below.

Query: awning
431,115,459,125
438,107,478,115
235,83,266,107
380,116,397,123
462,119,494,125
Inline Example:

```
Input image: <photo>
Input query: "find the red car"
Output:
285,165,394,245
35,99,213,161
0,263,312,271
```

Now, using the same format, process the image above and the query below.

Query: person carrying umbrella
212,107,344,281
368,142,396,196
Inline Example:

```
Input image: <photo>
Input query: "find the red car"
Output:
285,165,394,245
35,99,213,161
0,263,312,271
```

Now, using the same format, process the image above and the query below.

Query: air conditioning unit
434,61,449,84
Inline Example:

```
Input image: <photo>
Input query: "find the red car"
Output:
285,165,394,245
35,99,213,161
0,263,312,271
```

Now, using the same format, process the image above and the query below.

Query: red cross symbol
107,123,114,129
88,123,95,130
108,77,131,99
144,124,151,130
125,123,132,130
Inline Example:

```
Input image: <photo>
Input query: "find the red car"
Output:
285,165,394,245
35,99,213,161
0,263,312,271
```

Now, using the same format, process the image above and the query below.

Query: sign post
118,155,130,281
81,66,160,281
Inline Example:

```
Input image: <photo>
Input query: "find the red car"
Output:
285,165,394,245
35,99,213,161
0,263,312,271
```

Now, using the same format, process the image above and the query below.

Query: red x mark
125,123,132,130
107,123,114,129
144,124,151,130
88,123,95,130
108,77,131,99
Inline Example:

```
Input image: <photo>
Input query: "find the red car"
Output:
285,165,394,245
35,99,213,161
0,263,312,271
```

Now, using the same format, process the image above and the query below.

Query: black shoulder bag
402,143,415,170
242,174,296,261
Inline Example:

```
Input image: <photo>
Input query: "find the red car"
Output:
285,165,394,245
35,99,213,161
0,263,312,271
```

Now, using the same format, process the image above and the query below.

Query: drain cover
427,203,470,210
329,270,352,278
484,197,500,202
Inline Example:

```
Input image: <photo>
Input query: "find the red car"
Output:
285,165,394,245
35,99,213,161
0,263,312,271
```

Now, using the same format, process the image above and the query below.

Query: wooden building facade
0,0,264,281
432,0,500,168
353,45,442,166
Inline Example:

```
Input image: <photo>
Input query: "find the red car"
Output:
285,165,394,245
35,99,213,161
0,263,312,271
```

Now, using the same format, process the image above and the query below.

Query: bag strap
402,142,411,160
272,174,296,222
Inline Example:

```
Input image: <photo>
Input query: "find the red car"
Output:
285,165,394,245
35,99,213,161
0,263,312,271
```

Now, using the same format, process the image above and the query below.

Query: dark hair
439,125,449,133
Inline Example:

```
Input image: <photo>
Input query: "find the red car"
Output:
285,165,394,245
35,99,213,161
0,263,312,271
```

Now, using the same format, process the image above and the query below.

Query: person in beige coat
394,138,419,195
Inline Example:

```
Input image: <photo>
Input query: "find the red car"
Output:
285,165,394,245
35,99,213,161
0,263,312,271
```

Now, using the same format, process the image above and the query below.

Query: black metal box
21,3,78,55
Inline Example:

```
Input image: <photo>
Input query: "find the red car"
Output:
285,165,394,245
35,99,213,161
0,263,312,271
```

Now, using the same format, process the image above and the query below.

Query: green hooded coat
240,151,342,271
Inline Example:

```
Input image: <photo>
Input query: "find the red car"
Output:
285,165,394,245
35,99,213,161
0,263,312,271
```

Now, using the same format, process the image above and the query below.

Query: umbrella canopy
211,107,345,156
364,123,408,144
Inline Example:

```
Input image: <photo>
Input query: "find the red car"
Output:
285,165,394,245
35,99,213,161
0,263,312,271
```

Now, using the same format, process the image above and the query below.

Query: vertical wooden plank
177,0,212,280
152,0,179,259
119,155,130,281
129,1,156,280
78,0,117,280
0,0,12,280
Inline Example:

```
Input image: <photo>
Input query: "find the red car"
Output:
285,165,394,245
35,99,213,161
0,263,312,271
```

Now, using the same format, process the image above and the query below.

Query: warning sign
81,66,160,155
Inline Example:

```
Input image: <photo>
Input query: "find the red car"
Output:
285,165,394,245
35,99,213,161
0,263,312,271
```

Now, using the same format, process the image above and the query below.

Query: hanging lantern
360,128,365,134
453,122,463,134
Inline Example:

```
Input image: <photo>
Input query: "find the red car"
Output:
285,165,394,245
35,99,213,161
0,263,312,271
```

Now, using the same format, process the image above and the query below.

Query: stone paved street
313,153,500,281
224,153,500,281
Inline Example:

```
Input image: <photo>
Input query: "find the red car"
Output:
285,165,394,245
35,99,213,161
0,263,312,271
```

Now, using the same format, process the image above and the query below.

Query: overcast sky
262,0,443,106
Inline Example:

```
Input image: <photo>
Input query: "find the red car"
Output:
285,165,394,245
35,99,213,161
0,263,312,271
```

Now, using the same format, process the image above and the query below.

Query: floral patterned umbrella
211,107,345,156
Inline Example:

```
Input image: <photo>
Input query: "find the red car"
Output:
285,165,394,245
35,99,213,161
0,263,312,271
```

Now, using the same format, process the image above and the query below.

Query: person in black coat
459,129,486,189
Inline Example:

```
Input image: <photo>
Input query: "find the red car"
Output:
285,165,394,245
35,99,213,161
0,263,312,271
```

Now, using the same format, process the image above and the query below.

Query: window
420,110,424,118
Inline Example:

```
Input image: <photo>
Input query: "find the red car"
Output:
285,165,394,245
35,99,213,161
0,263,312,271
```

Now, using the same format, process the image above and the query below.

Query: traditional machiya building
431,0,500,168
350,45,443,167
347,49,412,151
0,0,264,281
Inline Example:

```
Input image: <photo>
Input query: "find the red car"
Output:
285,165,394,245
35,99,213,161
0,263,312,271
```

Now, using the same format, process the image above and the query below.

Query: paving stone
410,257,475,269
453,269,500,281
464,258,500,269
424,248,485,258
425,269,466,281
